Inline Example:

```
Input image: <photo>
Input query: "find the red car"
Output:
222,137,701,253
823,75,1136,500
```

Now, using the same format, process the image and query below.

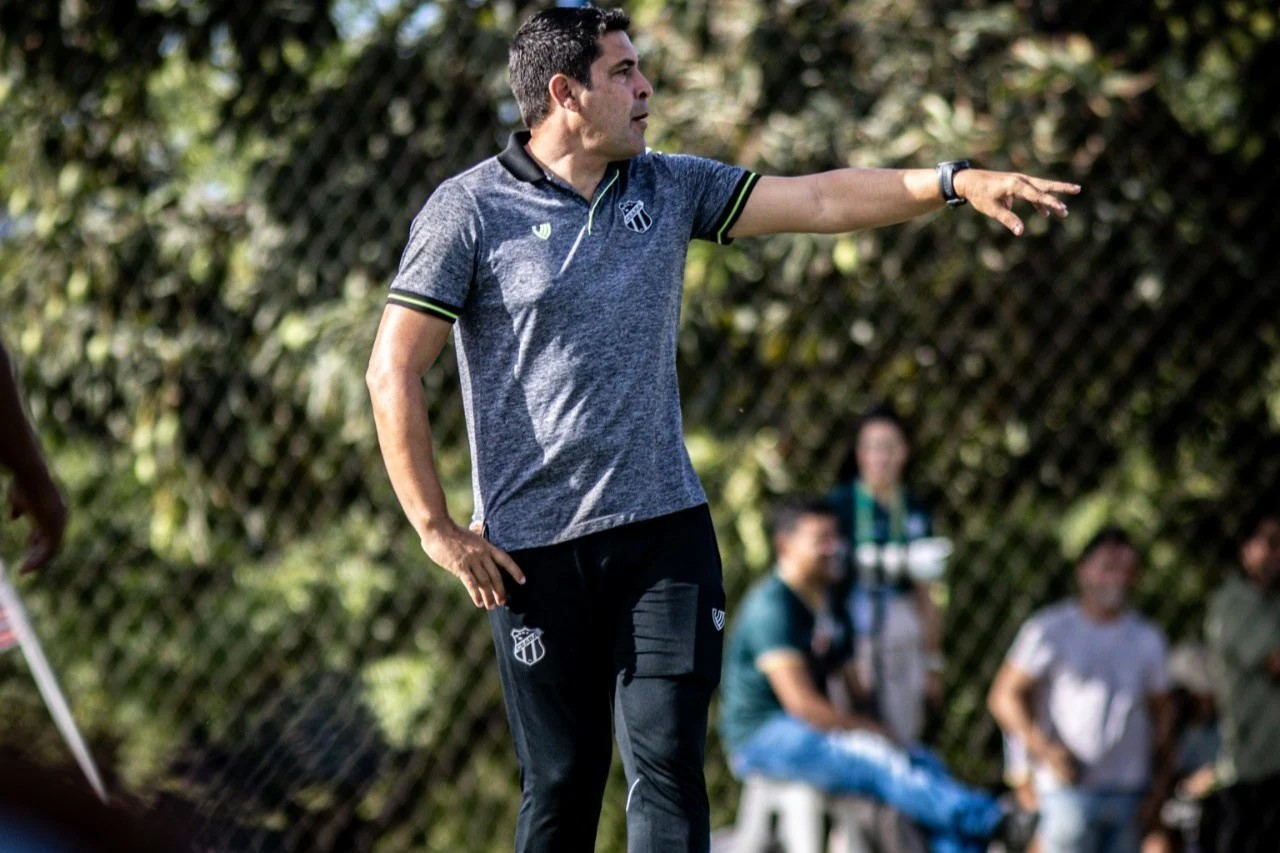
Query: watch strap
936,160,972,207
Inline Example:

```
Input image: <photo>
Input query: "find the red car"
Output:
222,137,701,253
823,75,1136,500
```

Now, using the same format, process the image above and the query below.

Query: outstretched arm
0,341,67,574
729,166,1080,238
366,307,525,609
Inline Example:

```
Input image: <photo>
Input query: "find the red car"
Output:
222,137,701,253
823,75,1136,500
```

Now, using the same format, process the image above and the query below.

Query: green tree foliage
2,0,1278,848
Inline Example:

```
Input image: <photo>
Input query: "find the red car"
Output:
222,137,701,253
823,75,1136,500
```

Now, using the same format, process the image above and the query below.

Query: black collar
498,131,545,183
497,130,632,194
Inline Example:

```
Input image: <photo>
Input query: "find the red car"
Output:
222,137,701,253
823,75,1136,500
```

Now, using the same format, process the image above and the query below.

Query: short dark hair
1077,525,1138,564
508,5,632,129
770,496,837,539
857,402,909,440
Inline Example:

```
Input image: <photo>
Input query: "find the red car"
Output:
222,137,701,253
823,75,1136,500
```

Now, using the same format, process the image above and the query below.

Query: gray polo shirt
388,132,759,551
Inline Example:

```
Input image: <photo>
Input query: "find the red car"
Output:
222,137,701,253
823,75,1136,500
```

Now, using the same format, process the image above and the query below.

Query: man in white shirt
988,526,1174,853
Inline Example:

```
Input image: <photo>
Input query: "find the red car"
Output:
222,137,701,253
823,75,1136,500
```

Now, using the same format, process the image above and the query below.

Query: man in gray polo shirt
988,527,1173,853
366,6,1080,852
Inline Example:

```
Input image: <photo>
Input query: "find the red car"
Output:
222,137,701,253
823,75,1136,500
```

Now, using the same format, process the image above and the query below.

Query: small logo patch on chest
531,223,551,240
619,200,653,233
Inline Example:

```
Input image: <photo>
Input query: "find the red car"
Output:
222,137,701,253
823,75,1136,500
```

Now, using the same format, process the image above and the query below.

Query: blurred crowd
717,404,1280,853
5,328,1278,852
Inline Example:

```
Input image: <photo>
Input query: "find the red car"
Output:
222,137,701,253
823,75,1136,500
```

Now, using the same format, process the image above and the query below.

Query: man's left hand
953,169,1081,236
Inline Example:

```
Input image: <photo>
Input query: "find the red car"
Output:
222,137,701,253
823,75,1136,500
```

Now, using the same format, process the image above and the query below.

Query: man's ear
548,74,580,114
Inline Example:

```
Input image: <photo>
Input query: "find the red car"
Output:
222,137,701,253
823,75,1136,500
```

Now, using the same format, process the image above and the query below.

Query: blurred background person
2,341,190,845
988,526,1174,853
720,497,1037,853
1204,507,1280,853
0,338,66,574
1165,644,1219,801
1141,641,1219,853
994,650,1213,853
828,403,943,745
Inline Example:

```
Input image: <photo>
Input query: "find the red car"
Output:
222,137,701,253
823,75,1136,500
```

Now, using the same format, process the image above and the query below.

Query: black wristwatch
936,160,972,207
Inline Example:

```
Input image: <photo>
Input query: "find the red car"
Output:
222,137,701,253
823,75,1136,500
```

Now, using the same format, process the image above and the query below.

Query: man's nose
635,71,653,100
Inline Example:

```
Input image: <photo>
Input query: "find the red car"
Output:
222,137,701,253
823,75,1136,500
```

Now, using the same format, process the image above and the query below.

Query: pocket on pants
488,547,589,686
624,579,725,683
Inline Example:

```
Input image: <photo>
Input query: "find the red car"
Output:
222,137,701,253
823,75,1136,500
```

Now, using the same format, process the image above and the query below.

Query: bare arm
729,167,1080,239
988,660,1078,784
366,306,524,609
762,652,891,738
0,342,67,573
1142,690,1177,822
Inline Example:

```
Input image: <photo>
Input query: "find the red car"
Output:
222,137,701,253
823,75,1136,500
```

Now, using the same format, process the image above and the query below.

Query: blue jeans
1037,789,1143,853
731,716,1004,853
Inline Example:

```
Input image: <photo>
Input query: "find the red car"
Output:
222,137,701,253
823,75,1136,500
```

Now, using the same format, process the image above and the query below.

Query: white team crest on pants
511,627,546,666
619,199,653,233
712,608,726,631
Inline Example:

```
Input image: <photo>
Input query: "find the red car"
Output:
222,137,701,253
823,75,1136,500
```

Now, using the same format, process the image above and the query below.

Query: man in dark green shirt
1205,507,1280,852
720,497,1037,852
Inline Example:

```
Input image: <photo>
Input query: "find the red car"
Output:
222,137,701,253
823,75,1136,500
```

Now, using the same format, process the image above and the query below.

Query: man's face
1242,517,1280,590
575,30,652,159
1076,542,1140,614
777,514,844,586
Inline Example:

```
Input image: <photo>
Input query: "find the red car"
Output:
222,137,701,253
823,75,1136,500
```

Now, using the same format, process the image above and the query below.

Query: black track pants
487,504,726,853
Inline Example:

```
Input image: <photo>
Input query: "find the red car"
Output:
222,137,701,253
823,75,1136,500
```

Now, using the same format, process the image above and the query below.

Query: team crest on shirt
619,199,653,233
711,608,726,631
512,627,546,666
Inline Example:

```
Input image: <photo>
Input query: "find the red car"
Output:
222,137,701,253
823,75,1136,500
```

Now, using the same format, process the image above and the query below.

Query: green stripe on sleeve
714,172,761,245
387,292,460,322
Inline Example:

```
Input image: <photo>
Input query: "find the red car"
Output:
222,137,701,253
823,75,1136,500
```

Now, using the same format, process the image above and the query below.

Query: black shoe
993,802,1040,853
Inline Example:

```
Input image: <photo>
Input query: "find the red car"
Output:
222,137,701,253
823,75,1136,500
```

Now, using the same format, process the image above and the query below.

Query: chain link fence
1,0,1278,850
